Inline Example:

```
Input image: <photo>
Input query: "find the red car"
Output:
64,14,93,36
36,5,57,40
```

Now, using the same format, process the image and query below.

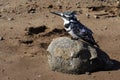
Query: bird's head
51,11,77,24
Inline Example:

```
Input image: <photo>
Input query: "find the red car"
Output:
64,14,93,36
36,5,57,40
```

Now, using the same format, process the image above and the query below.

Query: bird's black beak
50,12,63,17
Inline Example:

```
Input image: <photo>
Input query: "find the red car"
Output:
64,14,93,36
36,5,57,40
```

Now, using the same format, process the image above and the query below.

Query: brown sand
0,0,120,80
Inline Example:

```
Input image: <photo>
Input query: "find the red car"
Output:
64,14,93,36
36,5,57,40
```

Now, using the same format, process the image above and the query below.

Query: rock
116,1,120,7
86,13,90,18
47,37,113,74
0,36,4,41
28,8,36,13
8,17,14,21
85,72,91,75
19,38,33,44
47,4,53,8
58,5,62,9
1,8,6,12
104,26,108,30
94,15,100,19
28,0,32,2
0,15,2,17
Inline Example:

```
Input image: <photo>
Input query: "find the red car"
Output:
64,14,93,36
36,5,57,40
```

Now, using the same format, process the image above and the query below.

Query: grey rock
47,37,113,74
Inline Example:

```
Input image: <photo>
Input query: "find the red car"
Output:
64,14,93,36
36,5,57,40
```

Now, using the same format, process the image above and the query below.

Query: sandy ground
0,0,120,80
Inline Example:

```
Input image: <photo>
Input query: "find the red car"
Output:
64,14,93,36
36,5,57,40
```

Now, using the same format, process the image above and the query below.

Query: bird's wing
70,22,82,36
70,22,99,46
79,22,93,34
70,22,92,37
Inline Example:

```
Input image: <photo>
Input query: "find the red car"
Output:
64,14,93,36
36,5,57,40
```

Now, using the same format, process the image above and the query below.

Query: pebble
0,36,4,41
85,72,91,75
116,1,120,8
48,4,53,8
1,8,6,12
0,3,3,6
28,0,32,2
94,15,99,19
37,75,41,78
86,13,90,18
10,27,13,29
0,15,2,17
104,26,108,30
108,71,111,74
19,39,33,44
117,1,120,5
58,5,62,9
1,69,5,73
52,15,55,18
8,17,14,21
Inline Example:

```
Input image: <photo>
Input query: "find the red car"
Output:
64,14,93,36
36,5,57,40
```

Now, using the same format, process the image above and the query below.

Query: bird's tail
89,35,99,47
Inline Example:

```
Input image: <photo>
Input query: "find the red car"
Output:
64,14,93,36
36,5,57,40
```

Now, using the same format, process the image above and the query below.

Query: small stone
76,2,81,8
0,36,4,41
1,69,5,72
0,15,2,17
48,4,53,8
8,77,10,79
10,27,13,29
85,72,91,75
52,15,55,18
94,15,99,19
92,75,96,78
19,39,33,44
28,8,36,13
114,39,118,41
58,5,62,9
37,75,41,78
104,26,108,30
1,8,6,12
86,13,90,18
117,1,120,5
46,15,49,17
0,3,3,6
108,71,111,74
116,1,120,8
26,78,30,80
28,0,32,2
8,17,14,21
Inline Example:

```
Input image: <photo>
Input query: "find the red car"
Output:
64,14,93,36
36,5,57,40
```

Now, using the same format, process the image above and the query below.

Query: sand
0,0,120,80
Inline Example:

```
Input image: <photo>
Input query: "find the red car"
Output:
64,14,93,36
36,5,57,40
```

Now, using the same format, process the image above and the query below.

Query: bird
51,11,99,47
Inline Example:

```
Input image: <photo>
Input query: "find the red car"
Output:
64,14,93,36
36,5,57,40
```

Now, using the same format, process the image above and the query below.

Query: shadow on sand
93,47,120,72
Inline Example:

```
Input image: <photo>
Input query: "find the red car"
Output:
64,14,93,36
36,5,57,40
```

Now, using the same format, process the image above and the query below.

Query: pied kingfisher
51,11,99,47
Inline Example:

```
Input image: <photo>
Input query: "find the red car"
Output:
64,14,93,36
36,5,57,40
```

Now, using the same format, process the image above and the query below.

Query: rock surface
47,37,113,74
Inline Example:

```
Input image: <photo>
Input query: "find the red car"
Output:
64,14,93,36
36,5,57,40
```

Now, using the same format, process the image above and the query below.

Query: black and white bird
51,11,99,47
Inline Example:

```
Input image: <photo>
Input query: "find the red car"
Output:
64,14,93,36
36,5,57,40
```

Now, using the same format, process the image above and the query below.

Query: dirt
0,0,120,80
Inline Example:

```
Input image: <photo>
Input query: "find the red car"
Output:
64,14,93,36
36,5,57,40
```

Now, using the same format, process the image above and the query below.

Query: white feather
62,18,70,25
68,30,78,38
